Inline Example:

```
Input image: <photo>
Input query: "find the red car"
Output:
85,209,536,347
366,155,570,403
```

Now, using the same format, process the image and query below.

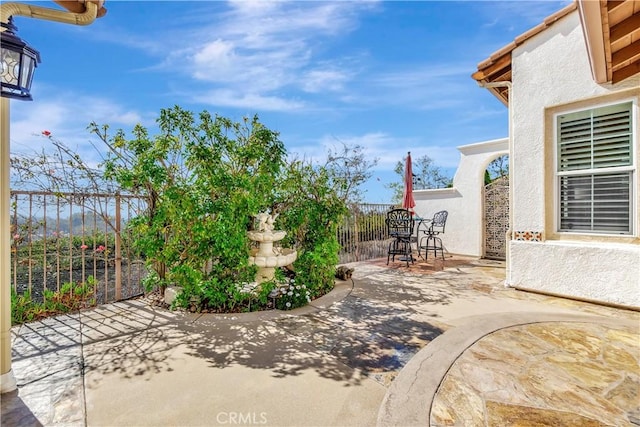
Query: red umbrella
402,151,415,214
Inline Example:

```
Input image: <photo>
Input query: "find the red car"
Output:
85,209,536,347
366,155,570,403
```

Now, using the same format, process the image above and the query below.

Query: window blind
558,104,632,172
557,102,633,234
559,173,631,233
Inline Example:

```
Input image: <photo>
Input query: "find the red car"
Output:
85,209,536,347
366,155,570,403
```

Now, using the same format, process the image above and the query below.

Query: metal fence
10,191,147,304
9,191,392,304
338,203,394,263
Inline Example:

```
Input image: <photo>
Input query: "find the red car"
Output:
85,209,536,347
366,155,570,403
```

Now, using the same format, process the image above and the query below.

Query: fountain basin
249,248,297,268
247,230,286,243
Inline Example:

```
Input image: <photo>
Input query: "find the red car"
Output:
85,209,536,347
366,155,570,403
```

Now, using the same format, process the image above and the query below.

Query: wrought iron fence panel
10,191,148,304
338,203,393,263
10,192,392,303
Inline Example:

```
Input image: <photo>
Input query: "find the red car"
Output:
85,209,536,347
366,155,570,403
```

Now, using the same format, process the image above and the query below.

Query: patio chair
386,208,415,267
417,210,448,260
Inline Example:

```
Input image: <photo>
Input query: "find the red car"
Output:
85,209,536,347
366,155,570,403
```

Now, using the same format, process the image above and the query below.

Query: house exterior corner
508,10,640,308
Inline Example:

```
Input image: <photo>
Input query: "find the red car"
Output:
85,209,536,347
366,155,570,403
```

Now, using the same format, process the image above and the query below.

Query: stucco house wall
413,138,508,257
509,10,640,307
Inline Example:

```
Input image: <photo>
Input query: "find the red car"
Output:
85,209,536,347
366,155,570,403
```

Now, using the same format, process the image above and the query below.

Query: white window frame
554,99,636,236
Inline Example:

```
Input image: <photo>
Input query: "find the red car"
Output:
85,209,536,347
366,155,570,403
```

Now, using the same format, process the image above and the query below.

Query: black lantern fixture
0,17,40,101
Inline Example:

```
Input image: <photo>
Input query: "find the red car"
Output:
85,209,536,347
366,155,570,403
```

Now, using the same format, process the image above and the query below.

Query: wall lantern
0,17,40,101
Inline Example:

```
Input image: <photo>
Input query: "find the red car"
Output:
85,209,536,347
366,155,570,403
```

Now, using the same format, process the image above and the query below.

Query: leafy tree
93,107,286,309
325,143,378,203
386,154,452,203
11,107,377,312
274,144,376,298
486,154,509,182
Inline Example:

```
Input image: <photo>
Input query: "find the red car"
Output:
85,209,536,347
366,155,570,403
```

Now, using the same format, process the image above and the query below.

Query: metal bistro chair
386,208,415,267
418,210,448,261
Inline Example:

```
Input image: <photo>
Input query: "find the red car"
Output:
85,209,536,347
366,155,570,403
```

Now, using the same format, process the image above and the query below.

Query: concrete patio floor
1,256,639,426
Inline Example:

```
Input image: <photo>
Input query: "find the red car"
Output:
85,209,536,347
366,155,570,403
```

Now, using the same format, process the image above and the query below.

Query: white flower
287,291,293,296
295,285,300,290
295,293,300,297
285,302,291,308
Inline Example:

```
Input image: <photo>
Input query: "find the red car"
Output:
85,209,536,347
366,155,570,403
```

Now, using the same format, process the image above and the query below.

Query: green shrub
92,107,373,313
11,276,97,325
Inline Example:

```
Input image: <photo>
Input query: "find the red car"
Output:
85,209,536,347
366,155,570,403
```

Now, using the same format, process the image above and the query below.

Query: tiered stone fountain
247,212,297,285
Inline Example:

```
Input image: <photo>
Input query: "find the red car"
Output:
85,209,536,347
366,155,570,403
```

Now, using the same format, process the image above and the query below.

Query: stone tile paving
3,299,192,427
431,322,640,426
5,345,85,426
5,312,85,426
358,257,640,426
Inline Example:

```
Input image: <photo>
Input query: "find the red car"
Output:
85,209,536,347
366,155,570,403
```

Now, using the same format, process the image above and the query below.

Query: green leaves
11,277,97,325
92,107,373,313
95,108,287,312
386,154,453,202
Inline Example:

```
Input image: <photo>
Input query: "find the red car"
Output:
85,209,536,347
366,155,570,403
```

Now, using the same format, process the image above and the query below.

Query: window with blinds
557,102,634,234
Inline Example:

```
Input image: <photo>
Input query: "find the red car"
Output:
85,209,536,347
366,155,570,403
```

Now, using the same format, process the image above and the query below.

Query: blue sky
9,0,570,202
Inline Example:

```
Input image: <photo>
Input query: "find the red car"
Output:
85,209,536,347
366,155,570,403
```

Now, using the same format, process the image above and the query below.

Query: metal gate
483,177,509,260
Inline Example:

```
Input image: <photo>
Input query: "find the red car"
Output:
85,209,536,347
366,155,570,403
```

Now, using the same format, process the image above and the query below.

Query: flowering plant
273,277,311,310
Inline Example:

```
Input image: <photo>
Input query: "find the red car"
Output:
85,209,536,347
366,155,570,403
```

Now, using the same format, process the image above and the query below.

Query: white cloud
220,1,371,39
337,62,476,111
112,1,381,110
302,68,350,93
193,89,306,112
374,64,472,88
292,131,460,173
193,39,236,68
9,84,149,160
151,0,377,111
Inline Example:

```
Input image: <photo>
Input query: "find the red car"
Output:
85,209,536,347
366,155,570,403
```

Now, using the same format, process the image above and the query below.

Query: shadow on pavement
0,390,44,427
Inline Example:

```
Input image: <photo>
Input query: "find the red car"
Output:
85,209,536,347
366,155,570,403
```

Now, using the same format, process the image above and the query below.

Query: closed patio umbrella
402,151,415,214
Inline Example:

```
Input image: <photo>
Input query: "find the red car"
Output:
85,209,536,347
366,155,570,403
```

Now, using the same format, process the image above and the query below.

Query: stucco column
0,97,17,393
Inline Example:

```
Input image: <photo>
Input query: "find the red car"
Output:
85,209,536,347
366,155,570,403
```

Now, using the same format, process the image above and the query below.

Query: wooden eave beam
612,60,640,83
492,69,512,83
612,39,640,68
610,12,640,43
472,2,575,105
472,54,512,81
607,1,627,13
